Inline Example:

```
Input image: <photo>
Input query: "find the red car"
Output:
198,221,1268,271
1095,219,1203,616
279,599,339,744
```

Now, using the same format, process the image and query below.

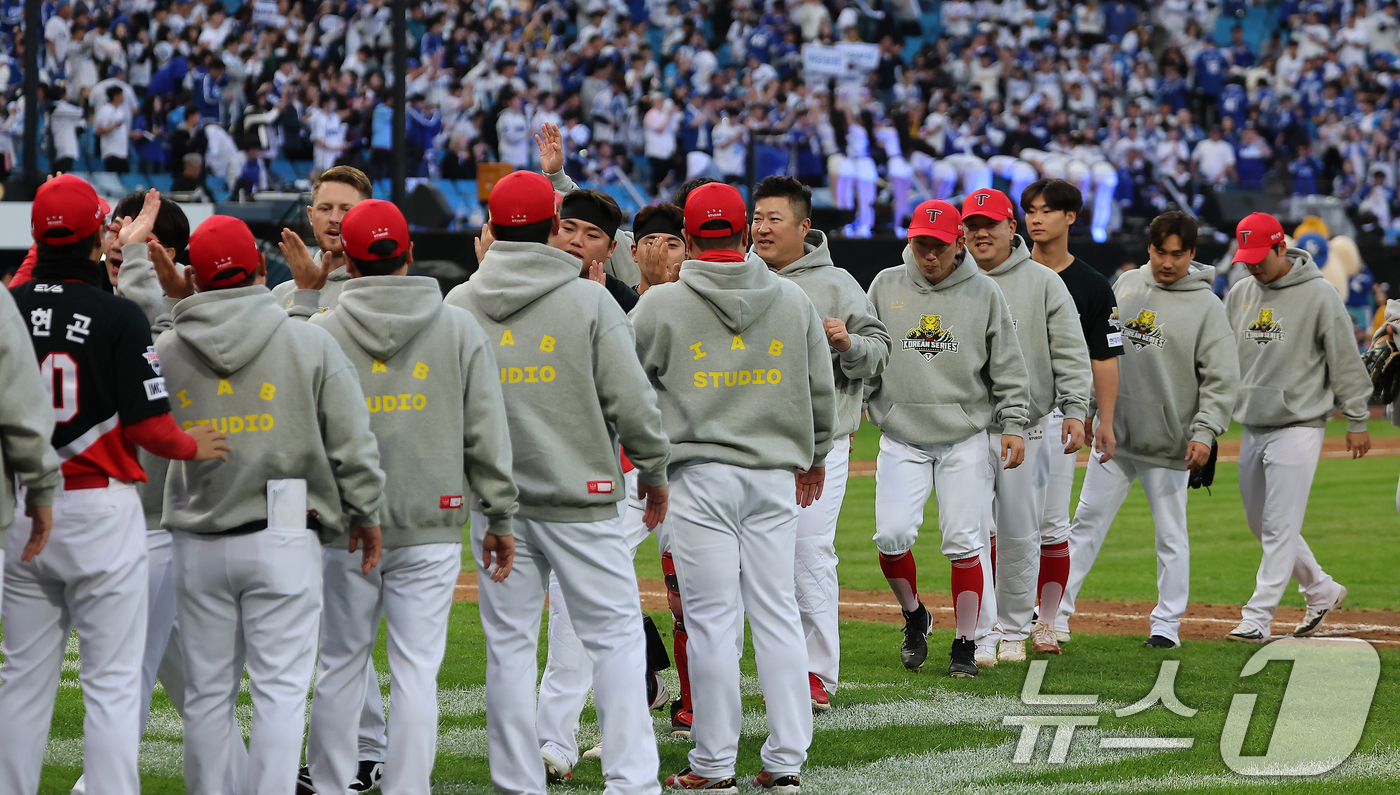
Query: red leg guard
661,552,691,712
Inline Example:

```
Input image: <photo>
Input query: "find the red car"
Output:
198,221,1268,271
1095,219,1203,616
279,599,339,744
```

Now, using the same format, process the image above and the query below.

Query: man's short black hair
561,189,623,235
113,189,192,258
106,85,124,102
752,176,812,221
673,178,718,208
1021,178,1083,214
349,238,408,276
1148,211,1198,251
689,227,746,252
491,217,554,244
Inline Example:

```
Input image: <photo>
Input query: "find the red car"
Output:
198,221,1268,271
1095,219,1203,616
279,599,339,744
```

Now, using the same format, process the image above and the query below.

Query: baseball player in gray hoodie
304,200,519,795
749,176,891,710
445,171,671,795
537,123,642,286
959,189,1092,664
1224,212,1371,642
631,182,837,794
866,199,1031,679
1056,212,1240,649
156,216,387,795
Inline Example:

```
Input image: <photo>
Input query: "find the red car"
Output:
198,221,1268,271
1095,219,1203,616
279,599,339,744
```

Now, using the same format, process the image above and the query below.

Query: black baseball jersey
10,267,170,483
1057,258,1124,360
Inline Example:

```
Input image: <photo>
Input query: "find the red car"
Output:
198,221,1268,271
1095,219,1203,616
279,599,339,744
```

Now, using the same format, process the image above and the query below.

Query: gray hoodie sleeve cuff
484,514,514,537
1347,417,1370,434
545,169,577,194
810,452,829,470
24,485,57,508
1000,422,1026,438
287,289,321,319
1060,404,1088,423
636,468,668,488
1190,427,1217,447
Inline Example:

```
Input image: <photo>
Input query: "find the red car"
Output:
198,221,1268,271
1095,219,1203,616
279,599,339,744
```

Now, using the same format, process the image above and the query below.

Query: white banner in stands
0,201,218,249
801,44,847,77
836,41,881,73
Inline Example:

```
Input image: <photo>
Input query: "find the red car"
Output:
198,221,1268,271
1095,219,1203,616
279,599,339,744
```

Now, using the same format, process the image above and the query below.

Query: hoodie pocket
885,403,980,436
1238,385,1293,427
1114,394,1185,460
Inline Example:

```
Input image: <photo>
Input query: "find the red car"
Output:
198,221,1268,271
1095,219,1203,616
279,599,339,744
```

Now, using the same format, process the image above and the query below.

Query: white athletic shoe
541,747,572,782
71,775,87,795
1295,585,1348,636
997,639,1027,662
1226,622,1267,643
581,744,603,761
974,644,997,668
1056,629,1072,644
1031,622,1062,655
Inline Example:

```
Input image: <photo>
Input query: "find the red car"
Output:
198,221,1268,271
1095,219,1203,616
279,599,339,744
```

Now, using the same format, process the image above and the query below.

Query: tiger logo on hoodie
1246,308,1286,345
1122,309,1166,350
903,314,960,360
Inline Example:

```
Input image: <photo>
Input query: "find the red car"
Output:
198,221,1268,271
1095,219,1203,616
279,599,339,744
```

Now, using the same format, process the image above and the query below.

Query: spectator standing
1193,38,1229,126
1192,124,1237,187
49,86,84,172
95,85,131,173
496,90,532,170
1289,142,1324,195
643,94,680,195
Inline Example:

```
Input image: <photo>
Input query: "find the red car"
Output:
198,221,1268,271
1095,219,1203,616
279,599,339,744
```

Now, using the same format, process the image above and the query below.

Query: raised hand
117,189,162,248
149,240,196,298
279,227,329,290
535,122,564,174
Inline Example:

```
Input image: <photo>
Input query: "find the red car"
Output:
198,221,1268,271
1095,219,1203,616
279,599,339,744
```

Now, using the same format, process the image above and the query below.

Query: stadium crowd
5,0,1400,240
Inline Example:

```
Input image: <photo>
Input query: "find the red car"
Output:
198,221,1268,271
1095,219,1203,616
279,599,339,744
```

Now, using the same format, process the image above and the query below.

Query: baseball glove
1188,440,1218,492
1363,332,1400,405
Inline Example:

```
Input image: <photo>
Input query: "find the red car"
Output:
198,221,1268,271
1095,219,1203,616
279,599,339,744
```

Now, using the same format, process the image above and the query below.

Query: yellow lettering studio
366,394,429,412
693,369,784,388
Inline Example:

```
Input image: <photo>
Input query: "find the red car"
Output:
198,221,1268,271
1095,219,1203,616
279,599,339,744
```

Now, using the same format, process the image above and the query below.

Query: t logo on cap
975,193,989,205
927,209,943,222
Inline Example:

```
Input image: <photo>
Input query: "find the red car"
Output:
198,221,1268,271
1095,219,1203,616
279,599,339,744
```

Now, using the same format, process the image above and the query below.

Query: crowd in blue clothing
3,0,1400,237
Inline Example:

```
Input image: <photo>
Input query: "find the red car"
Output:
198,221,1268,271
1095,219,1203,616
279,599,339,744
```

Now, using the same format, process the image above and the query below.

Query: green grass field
25,419,1400,793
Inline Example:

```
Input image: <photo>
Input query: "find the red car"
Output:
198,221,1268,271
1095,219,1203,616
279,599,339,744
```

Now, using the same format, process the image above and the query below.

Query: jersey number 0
40,352,80,423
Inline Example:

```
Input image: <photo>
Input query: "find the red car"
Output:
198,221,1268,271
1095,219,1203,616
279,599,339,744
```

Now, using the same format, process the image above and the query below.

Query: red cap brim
1233,245,1270,265
908,227,959,243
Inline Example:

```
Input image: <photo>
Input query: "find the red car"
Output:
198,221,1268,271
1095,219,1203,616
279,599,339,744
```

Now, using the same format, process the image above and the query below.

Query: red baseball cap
683,182,747,238
488,171,557,226
341,199,410,261
960,189,1016,223
189,216,259,288
32,174,105,245
908,199,962,243
1233,212,1286,264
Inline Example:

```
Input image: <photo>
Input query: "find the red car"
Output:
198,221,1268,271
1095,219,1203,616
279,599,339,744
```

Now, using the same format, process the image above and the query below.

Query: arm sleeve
9,244,37,289
316,340,387,527
117,242,169,326
987,288,1031,437
113,300,173,426
804,299,839,468
124,412,198,460
1086,275,1124,359
1045,280,1093,422
457,315,519,537
545,167,580,194
836,291,891,382
1320,292,1374,432
593,300,670,487
1191,306,1241,446
604,274,640,312
0,290,61,508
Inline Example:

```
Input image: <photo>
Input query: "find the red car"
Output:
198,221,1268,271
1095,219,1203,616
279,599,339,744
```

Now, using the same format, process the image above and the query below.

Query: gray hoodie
764,230,891,437
865,250,1031,445
445,241,670,522
545,168,642,286
631,254,838,473
118,242,181,529
0,288,61,542
156,286,386,539
1225,248,1371,432
311,276,519,543
272,252,352,316
980,238,1092,427
1111,263,1240,469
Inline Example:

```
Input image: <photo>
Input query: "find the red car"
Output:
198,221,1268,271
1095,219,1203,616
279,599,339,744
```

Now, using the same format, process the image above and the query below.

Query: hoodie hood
172,285,286,377
770,230,833,278
469,241,582,322
1264,247,1324,290
983,236,1034,277
902,246,979,292
333,275,444,361
1142,260,1216,292
678,257,783,334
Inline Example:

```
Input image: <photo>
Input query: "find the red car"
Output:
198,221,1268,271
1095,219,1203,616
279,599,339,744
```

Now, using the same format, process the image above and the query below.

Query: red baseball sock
950,556,983,640
662,552,691,714
1037,541,1071,621
990,534,998,581
879,551,920,612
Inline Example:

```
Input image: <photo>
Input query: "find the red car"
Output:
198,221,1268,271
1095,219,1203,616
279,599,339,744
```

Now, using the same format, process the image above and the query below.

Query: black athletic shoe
350,760,384,792
948,638,979,677
1144,635,1180,649
296,767,316,795
901,603,932,670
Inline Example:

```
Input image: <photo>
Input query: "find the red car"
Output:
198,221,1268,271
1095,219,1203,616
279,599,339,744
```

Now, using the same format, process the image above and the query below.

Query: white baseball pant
358,661,389,763
871,432,990,561
1055,452,1191,643
796,434,850,694
537,471,650,768
172,525,323,795
0,482,147,795
1039,411,1077,553
308,542,461,795
472,509,659,795
1237,426,1344,634
668,462,811,780
983,420,1050,645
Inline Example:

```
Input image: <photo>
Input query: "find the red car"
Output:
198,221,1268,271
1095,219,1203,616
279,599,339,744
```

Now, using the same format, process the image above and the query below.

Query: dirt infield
452,575,1400,644
848,434,1400,476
